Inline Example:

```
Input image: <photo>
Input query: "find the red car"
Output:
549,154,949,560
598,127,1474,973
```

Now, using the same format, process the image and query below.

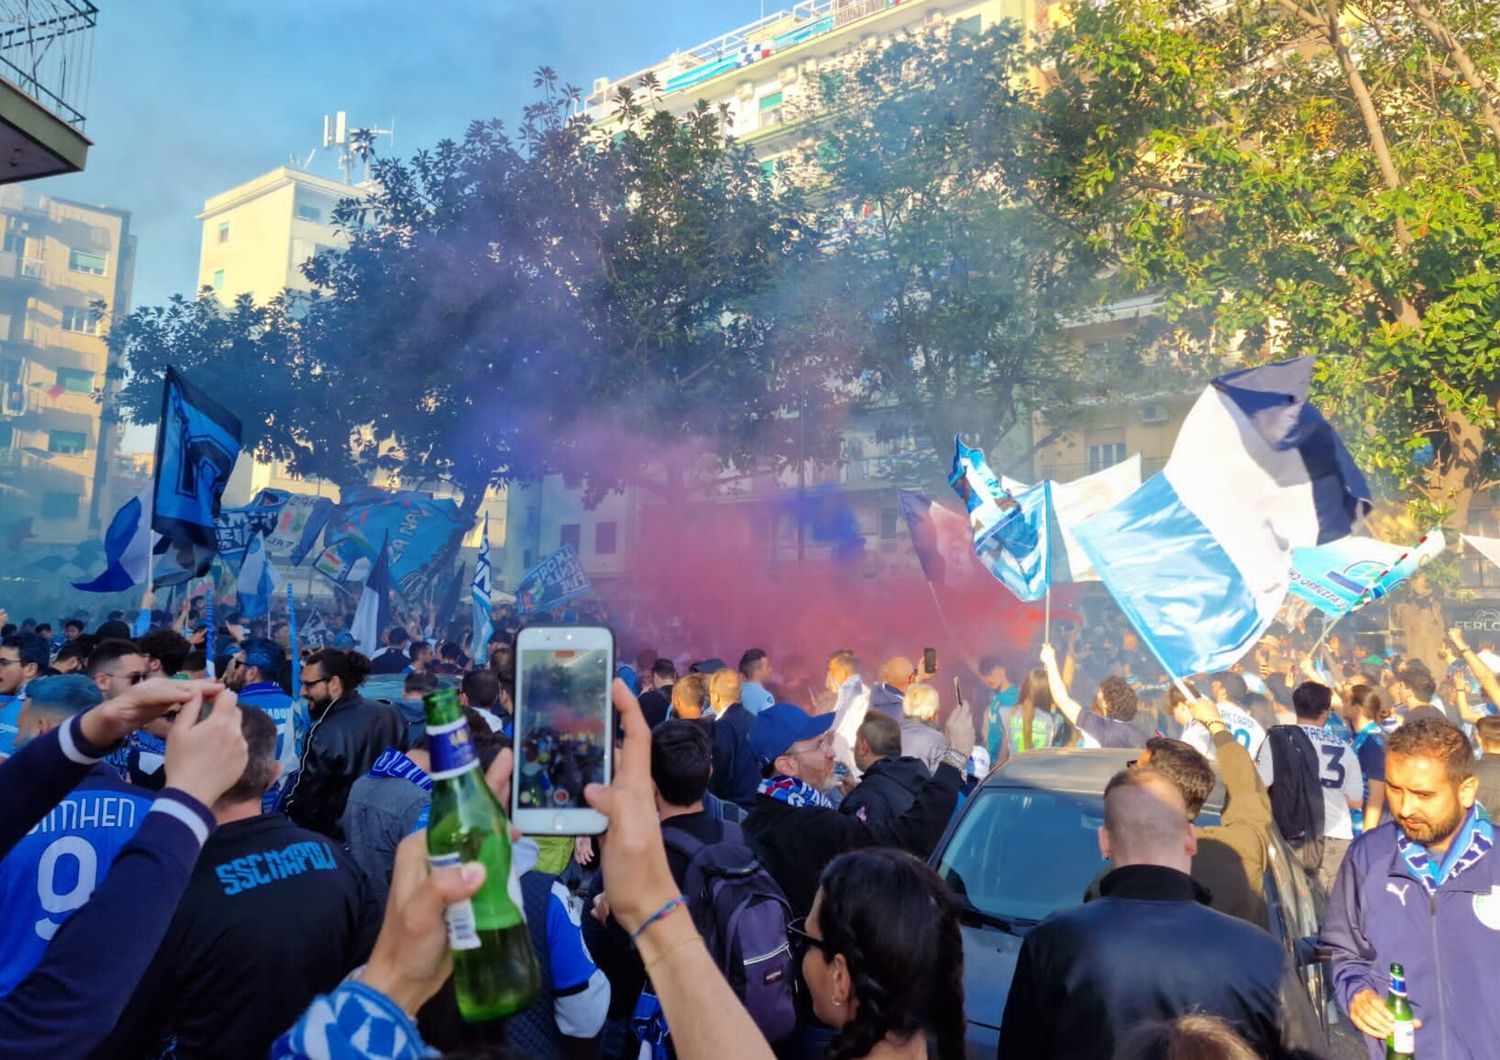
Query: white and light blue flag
73,489,155,593
1001,453,1142,583
471,513,494,662
236,533,283,618
1074,357,1372,677
949,437,1051,603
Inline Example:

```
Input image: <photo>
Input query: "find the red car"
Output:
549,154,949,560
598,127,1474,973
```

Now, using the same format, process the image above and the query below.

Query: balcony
0,250,43,280
0,1,97,184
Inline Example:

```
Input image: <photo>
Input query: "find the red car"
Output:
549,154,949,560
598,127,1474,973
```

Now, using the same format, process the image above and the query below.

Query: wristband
941,748,968,773
629,894,688,945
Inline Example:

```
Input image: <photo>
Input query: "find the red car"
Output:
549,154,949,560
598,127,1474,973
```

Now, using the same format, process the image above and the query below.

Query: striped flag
949,437,1051,603
1075,357,1371,677
471,513,494,663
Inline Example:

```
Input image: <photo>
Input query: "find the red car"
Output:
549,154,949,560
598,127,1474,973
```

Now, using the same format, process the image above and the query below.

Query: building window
212,269,225,291
954,14,982,38
560,523,581,553
759,90,784,127
880,507,899,539
55,367,93,394
522,548,534,569
2,232,24,255
41,491,79,519
67,249,107,276
217,222,230,243
0,424,12,448
48,429,87,454
1087,442,1127,473
60,306,98,335
295,203,323,224
0,358,21,384
596,521,618,555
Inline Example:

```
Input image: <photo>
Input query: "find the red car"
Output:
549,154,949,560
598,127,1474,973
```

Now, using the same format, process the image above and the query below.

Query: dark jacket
366,647,410,675
639,686,672,729
1000,864,1322,1060
1321,813,1500,1060
702,716,760,810
99,814,380,1060
745,761,962,917
0,715,218,1056
840,755,929,824
718,702,754,745
1265,724,1324,847
285,693,405,840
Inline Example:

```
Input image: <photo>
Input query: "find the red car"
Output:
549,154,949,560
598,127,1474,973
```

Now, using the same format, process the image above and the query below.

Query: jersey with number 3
0,767,150,995
1255,724,1364,841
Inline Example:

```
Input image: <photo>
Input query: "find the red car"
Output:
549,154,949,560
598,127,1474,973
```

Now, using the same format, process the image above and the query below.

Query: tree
108,70,839,528
790,23,1109,479
1028,0,1500,663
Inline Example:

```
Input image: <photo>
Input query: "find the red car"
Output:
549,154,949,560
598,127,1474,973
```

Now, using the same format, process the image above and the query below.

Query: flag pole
1042,481,1054,648
204,578,216,679
287,579,300,700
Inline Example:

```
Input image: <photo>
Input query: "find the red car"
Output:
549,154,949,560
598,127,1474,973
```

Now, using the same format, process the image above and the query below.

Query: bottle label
430,852,482,950
1391,1021,1415,1053
427,717,480,780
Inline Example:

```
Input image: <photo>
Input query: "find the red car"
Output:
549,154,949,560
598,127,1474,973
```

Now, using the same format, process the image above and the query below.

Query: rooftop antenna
323,111,395,184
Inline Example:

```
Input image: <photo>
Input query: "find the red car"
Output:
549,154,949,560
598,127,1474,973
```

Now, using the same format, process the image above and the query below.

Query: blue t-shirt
0,767,152,994
0,694,23,756
984,686,1021,761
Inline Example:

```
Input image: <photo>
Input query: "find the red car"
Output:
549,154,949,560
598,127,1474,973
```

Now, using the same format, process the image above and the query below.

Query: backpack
659,821,797,1044
1266,725,1325,872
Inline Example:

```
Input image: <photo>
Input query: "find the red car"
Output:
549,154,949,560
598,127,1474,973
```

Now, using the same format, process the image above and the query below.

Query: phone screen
515,646,611,812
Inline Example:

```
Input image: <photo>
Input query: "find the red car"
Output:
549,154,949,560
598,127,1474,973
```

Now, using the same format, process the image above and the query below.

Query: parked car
930,748,1327,1057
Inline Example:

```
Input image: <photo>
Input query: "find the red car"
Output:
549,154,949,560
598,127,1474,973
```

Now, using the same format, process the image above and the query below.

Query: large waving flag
897,490,987,588
949,437,1051,602
152,368,242,584
73,489,155,593
236,534,284,618
1074,357,1371,677
471,513,494,662
351,535,392,658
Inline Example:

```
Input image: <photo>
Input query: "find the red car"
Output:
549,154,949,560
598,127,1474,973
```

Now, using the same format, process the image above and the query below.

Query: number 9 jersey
0,765,149,994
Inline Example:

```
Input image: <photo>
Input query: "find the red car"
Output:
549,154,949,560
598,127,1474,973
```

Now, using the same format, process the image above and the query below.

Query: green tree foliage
795,24,1107,471
110,69,834,516
1028,0,1500,656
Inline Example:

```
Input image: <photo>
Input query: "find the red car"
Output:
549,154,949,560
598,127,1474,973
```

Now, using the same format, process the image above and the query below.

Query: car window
936,786,1221,923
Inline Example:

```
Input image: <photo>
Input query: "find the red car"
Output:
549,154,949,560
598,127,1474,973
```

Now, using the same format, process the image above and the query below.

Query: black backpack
660,821,797,1044
1266,725,1326,871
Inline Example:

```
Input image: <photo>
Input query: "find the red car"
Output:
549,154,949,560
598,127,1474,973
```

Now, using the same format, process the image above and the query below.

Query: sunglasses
109,671,148,685
787,917,833,963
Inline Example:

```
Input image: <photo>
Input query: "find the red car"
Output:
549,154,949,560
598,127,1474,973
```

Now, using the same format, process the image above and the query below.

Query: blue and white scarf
758,774,833,809
1398,807,1494,894
369,748,433,833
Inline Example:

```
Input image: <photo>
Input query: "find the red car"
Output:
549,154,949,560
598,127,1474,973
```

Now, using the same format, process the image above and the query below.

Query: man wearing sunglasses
0,634,48,757
90,640,168,790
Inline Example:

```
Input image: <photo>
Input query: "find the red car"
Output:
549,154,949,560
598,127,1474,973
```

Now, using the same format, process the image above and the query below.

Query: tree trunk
1392,594,1447,676
1402,0,1500,150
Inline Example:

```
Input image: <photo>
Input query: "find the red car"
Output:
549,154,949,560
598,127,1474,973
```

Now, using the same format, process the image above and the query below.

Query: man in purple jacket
1321,716,1500,1059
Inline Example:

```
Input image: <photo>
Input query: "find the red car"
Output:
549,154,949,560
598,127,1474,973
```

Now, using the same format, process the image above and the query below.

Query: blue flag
471,513,494,663
351,535,392,657
1074,357,1371,677
73,491,154,593
948,437,1051,603
152,368,242,576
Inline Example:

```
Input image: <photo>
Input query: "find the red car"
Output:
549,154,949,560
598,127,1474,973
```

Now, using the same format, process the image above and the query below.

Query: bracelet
644,932,704,972
941,749,968,772
629,894,688,945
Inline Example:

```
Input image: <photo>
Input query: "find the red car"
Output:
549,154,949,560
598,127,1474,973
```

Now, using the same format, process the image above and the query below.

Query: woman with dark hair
994,668,1057,765
791,848,964,1059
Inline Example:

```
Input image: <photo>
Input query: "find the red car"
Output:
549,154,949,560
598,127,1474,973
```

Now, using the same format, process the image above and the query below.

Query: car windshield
935,786,1224,924
936,787,1109,924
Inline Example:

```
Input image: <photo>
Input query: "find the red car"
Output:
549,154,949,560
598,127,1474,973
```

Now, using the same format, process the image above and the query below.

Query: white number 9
35,836,98,941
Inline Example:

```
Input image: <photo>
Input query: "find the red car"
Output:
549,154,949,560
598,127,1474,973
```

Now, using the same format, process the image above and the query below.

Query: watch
941,748,969,773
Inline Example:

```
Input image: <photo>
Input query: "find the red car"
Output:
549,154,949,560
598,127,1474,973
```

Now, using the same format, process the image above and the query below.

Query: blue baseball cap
748,703,835,767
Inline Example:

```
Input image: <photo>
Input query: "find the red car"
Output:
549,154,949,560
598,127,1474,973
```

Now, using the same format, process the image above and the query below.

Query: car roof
978,747,1226,812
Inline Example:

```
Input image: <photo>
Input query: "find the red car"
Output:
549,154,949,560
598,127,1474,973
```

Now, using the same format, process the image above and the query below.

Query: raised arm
1188,698,1271,829
1040,643,1085,726
1450,628,1500,713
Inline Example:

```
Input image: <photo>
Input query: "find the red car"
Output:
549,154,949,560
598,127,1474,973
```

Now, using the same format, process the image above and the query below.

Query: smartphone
952,675,965,709
923,647,938,676
512,625,614,836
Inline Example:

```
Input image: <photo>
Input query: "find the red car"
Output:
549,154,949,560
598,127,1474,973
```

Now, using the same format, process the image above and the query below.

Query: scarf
758,774,833,809
1398,807,1494,894
368,748,433,791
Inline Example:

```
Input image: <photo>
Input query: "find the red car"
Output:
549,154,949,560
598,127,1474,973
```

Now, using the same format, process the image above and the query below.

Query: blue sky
35,0,765,308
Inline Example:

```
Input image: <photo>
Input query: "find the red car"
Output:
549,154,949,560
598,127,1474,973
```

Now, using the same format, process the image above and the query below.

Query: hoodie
839,755,930,823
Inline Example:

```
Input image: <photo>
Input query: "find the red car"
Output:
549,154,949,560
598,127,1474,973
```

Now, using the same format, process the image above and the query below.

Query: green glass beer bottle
423,687,540,1021
1386,962,1415,1060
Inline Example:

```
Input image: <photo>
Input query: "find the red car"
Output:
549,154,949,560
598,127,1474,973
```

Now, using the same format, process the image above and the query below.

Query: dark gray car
929,748,1327,1057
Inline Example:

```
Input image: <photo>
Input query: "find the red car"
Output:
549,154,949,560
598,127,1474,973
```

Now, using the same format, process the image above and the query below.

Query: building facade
0,185,135,543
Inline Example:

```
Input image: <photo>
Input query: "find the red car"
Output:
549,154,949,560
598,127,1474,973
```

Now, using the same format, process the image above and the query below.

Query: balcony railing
0,0,98,133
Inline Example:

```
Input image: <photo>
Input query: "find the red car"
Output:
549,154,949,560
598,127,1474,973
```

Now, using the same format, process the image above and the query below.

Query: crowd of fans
0,600,1497,1059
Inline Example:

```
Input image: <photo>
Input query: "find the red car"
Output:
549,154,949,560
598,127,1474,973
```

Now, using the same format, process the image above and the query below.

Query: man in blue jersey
225,637,304,813
0,633,49,756
0,675,151,994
